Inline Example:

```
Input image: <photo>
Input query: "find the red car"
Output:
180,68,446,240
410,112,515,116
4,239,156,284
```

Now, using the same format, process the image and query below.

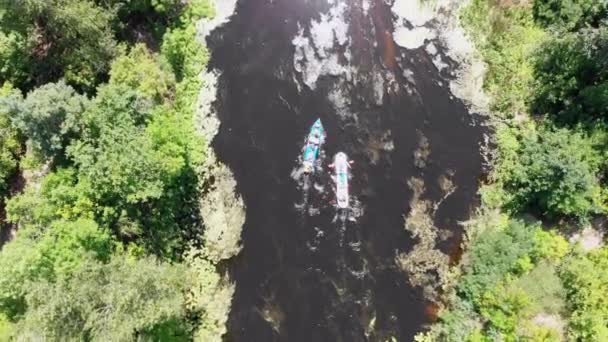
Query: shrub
503,127,603,218
109,44,176,103
533,0,608,30
532,27,608,124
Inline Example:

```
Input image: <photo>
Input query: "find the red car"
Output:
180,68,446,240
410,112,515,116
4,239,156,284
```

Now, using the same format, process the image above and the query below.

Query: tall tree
16,256,190,341
503,127,603,218
3,81,88,162
533,27,608,124
0,83,22,193
533,0,608,30
0,0,117,90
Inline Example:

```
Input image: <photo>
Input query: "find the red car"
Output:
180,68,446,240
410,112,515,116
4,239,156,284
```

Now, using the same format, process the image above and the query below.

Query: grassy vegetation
418,0,608,341
0,0,233,340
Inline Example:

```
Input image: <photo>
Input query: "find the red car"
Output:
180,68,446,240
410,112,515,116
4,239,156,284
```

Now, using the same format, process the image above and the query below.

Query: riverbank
187,1,244,339
390,0,492,306
417,1,608,340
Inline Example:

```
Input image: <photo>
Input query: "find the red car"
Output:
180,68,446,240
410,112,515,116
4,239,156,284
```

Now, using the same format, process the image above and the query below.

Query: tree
0,83,22,193
6,168,94,230
533,0,608,30
0,0,117,90
560,248,608,341
0,218,113,319
67,84,164,215
532,27,608,124
109,43,175,103
3,81,88,162
16,256,190,341
0,31,28,88
457,220,537,304
503,127,603,218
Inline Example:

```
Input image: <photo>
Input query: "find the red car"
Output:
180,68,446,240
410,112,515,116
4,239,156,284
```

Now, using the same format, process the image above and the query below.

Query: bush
109,43,176,103
457,220,537,304
533,0,608,30
560,248,608,341
0,83,22,194
1,0,117,90
461,0,545,117
16,256,190,341
503,127,603,218
0,218,113,319
532,27,608,124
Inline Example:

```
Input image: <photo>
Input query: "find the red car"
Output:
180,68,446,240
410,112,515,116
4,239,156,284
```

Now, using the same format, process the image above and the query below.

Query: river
206,0,486,340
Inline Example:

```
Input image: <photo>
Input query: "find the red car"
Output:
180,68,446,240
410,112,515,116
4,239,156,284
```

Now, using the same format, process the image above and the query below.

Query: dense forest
418,0,608,341
0,0,233,340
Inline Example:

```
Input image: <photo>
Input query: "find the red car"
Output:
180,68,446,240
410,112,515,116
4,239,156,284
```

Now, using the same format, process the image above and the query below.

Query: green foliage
96,0,185,33
0,31,28,87
0,0,220,339
62,83,203,256
162,22,209,83
451,2,608,342
0,0,117,90
427,298,481,342
161,0,213,86
533,0,608,30
532,230,569,262
478,283,532,340
16,256,190,341
110,43,176,103
512,261,566,315
0,313,13,341
6,168,93,229
560,248,608,341
461,0,545,116
97,0,183,15
184,248,234,341
433,216,568,341
3,81,88,161
67,84,162,207
457,219,537,303
532,27,608,124
502,127,603,218
0,218,113,319
0,83,22,194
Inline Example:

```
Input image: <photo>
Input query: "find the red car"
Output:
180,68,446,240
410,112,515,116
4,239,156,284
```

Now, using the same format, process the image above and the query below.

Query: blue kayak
303,119,325,173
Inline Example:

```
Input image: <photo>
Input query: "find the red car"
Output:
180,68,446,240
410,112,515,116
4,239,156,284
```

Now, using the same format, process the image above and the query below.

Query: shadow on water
207,0,486,340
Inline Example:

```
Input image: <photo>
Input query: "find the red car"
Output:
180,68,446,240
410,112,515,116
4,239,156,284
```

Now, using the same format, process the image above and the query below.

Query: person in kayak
303,119,325,173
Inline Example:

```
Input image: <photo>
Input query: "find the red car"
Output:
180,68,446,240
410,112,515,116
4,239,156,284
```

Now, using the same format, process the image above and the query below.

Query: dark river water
207,0,485,340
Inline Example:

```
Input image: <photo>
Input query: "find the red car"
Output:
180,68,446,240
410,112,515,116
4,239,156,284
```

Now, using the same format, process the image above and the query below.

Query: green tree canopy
3,81,88,162
109,43,176,103
16,256,190,341
0,218,113,319
67,84,163,212
561,248,608,341
0,83,22,193
0,0,117,90
532,27,608,124
503,127,603,218
457,220,537,304
533,0,608,30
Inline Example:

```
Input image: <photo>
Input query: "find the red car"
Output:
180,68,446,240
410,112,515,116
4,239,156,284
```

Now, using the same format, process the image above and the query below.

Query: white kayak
334,152,349,208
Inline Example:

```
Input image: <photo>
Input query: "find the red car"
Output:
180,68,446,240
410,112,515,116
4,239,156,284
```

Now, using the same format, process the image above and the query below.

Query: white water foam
292,1,352,90
391,0,489,113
